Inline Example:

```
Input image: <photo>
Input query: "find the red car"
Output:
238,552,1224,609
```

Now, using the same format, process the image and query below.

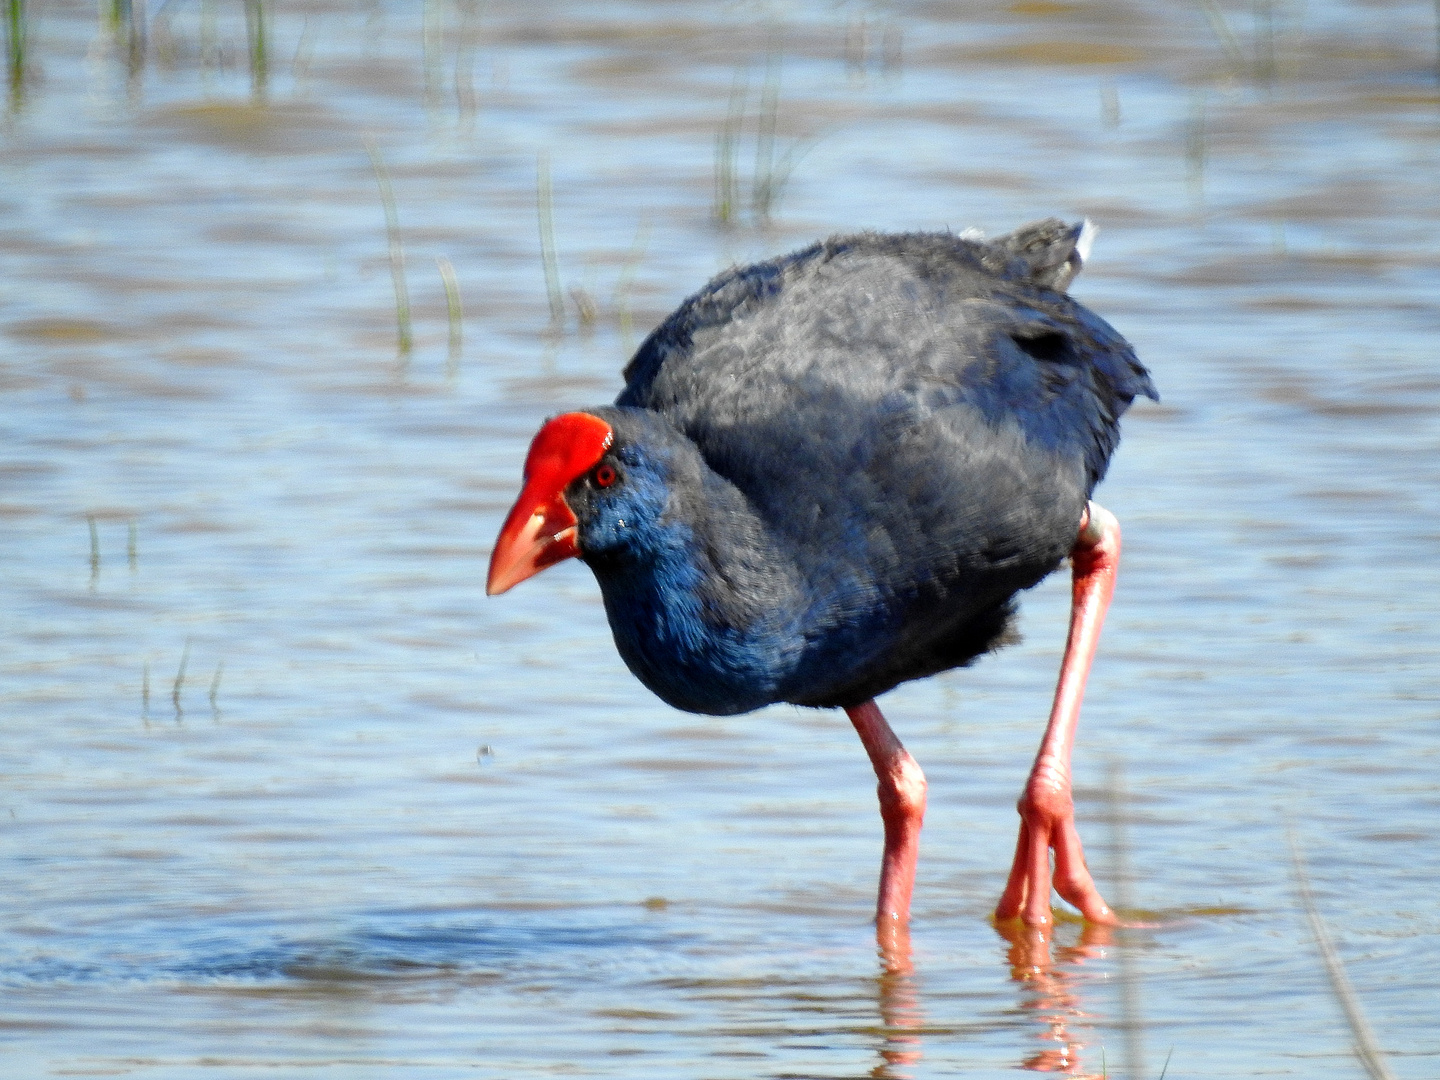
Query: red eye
594,464,617,488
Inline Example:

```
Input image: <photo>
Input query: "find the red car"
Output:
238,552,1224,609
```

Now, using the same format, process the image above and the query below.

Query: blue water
3,1,1439,1076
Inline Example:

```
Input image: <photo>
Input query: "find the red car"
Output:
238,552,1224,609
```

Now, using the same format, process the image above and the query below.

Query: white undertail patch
1075,219,1098,266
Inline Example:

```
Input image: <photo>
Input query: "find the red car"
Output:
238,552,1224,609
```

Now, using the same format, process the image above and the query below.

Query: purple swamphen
488,220,1157,935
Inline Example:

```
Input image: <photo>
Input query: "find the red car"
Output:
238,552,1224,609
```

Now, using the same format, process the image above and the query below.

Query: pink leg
845,700,928,933
995,502,1121,928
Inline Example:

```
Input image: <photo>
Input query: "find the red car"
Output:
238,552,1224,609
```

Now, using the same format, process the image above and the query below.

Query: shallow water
3,1,1439,1076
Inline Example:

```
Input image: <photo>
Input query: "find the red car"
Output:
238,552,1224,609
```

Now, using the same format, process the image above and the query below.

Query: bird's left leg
845,700,928,937
994,502,1121,928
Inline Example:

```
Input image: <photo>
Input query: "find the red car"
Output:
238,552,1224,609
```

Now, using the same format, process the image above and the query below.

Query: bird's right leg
994,502,1121,929
846,700,928,940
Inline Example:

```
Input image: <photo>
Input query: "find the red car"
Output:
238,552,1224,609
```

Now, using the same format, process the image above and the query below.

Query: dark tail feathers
991,217,1095,293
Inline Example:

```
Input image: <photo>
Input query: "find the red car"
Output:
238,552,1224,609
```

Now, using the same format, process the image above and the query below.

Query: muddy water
2,1,1439,1076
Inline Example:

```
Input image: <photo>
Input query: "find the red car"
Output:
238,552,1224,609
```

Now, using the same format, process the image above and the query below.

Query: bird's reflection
996,920,1114,1076
872,921,925,1078
868,919,1118,1078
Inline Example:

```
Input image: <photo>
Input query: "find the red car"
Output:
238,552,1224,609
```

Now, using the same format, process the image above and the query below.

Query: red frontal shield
486,413,614,595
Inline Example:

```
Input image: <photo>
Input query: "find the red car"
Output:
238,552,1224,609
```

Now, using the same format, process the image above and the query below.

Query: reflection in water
997,921,1114,1077
874,922,925,1078
871,919,1118,1078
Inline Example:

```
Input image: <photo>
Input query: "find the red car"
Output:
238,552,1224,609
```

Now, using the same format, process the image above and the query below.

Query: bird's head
486,409,682,595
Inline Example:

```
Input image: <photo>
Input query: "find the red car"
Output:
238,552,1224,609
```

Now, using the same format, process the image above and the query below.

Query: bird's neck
590,475,808,716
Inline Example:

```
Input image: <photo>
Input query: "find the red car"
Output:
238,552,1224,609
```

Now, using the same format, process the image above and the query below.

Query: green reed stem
1195,0,1247,77
1107,759,1145,1080
437,255,463,374
1289,830,1396,1080
614,218,651,356
1185,90,1207,204
1253,0,1276,86
1100,81,1120,129
200,0,217,82
366,139,413,356
244,0,268,98
454,0,482,129
537,151,564,329
105,0,145,81
208,660,224,715
423,0,443,111
713,71,747,225
88,515,100,584
5,0,25,107
751,47,781,221
172,640,190,718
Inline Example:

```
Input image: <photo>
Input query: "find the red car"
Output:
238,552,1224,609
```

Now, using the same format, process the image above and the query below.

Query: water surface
3,1,1439,1076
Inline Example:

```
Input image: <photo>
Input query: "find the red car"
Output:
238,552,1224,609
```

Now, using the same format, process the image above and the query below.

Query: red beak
486,412,614,595
485,480,581,595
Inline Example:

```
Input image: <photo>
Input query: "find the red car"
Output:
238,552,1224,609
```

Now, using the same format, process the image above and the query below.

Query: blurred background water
2,1,1439,1077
